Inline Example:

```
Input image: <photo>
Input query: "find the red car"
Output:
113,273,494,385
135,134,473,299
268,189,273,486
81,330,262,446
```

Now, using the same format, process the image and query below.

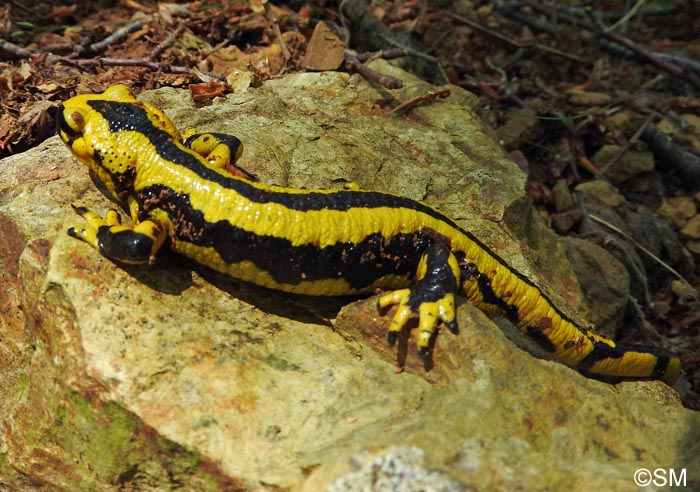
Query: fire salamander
56,85,681,385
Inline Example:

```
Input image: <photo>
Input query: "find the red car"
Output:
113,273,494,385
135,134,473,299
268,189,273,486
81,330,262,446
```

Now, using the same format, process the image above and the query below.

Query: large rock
1,62,697,491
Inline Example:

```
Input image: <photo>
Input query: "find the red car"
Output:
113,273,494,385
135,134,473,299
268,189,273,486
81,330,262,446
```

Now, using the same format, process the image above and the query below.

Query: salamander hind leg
378,244,461,356
68,205,167,265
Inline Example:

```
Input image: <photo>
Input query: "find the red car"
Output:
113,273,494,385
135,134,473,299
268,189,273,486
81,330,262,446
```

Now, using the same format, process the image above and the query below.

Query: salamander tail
576,340,681,385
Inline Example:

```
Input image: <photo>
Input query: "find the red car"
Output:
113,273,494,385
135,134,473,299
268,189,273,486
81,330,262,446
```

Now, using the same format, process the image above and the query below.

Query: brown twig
494,2,559,34
0,39,32,59
641,123,700,187
373,33,450,84
443,10,521,48
520,0,700,88
122,0,151,13
84,19,145,55
150,24,185,60
55,56,225,81
444,9,585,63
264,1,290,62
588,213,693,288
596,113,655,178
391,89,451,116
344,53,404,90
655,52,700,75
577,156,600,175
6,0,35,14
355,48,408,63
607,0,647,31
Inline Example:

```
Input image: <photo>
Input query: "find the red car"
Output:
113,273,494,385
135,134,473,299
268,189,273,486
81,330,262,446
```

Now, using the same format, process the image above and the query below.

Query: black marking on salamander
136,184,435,289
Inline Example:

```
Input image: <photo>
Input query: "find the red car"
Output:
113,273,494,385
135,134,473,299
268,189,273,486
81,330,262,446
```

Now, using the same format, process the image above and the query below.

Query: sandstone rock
658,201,690,229
601,111,632,134
550,208,582,234
1,63,697,492
574,179,625,208
686,239,700,255
593,144,655,183
680,215,700,239
668,196,697,219
670,279,697,301
552,178,575,213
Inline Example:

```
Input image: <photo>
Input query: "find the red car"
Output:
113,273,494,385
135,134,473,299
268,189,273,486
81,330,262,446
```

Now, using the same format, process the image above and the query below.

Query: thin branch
344,53,404,89
0,39,32,59
641,123,700,185
150,24,185,60
6,0,36,15
607,0,648,32
355,48,408,63
84,19,145,55
375,33,449,84
520,0,700,88
54,56,225,80
264,1,290,61
655,51,700,75
596,113,654,178
391,89,451,116
445,9,586,63
589,213,693,288
443,10,521,48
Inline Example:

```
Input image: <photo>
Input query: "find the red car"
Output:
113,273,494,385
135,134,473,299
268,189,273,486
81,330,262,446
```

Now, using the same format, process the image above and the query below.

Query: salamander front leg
67,205,167,265
182,129,255,180
377,244,461,356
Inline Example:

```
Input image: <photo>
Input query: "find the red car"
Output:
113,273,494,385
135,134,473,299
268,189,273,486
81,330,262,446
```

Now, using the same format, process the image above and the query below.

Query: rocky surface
1,62,698,491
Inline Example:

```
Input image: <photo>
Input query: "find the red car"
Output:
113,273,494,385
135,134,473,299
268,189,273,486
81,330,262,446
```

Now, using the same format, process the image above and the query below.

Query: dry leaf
567,89,612,107
302,21,345,71
189,81,228,103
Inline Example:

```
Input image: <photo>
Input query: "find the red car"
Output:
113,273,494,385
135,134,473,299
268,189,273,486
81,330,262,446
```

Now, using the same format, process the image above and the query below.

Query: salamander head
56,85,141,201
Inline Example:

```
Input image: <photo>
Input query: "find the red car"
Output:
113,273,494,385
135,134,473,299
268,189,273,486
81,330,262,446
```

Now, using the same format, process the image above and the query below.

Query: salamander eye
69,110,85,130
56,105,86,142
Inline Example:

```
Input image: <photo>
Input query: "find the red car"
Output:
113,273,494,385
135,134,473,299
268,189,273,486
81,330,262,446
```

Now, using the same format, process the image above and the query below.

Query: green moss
11,372,30,401
44,390,239,491
0,451,23,488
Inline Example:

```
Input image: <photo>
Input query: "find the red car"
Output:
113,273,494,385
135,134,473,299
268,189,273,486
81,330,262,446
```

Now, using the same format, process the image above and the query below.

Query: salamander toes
377,285,459,355
445,319,459,335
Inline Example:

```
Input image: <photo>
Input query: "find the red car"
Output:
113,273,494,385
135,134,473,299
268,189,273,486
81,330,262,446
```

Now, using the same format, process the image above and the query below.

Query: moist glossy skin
56,85,682,385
